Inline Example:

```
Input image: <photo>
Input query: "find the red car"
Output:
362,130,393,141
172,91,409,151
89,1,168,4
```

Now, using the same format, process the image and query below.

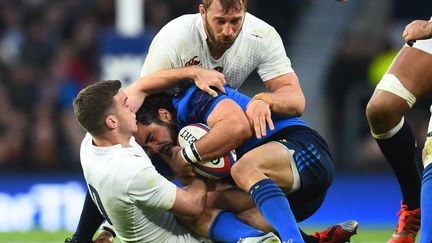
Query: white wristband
181,143,201,164
100,221,116,238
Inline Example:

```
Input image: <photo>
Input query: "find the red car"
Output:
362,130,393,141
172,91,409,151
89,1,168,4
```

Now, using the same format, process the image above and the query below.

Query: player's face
113,90,138,135
200,0,244,52
135,122,178,155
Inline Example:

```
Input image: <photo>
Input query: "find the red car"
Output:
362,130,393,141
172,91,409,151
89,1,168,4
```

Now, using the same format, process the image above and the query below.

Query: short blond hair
201,0,247,12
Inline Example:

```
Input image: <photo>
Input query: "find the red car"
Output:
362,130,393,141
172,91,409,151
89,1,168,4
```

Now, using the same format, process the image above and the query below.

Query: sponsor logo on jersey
185,56,201,66
214,66,223,73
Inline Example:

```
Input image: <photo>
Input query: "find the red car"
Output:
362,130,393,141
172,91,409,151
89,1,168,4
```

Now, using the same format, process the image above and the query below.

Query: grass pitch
0,227,403,243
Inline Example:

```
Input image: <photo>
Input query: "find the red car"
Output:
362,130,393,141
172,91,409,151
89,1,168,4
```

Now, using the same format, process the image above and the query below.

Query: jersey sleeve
127,164,177,211
174,86,250,127
257,27,294,82
140,35,175,77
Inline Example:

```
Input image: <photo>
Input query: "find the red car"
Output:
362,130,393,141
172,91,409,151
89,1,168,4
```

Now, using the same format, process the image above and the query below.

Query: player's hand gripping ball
177,123,236,179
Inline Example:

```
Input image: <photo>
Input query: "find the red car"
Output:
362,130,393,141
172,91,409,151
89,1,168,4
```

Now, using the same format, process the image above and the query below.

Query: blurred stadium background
0,0,431,242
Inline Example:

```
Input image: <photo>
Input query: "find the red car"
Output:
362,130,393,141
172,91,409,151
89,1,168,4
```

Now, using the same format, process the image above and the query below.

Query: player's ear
106,115,118,129
158,109,173,123
199,4,206,19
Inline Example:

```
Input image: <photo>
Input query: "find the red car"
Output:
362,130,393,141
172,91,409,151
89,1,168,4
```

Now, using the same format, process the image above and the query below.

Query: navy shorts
262,125,335,222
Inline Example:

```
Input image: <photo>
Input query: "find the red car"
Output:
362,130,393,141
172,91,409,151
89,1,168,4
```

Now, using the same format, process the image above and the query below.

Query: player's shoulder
242,12,279,41
153,13,202,50
104,138,152,170
158,14,200,39
244,13,273,28
105,151,154,185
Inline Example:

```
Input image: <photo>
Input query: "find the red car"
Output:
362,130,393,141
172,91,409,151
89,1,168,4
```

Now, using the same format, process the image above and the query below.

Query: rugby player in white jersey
72,66,356,242
73,80,208,243
67,0,351,241
366,17,432,243
71,79,281,243
141,0,305,139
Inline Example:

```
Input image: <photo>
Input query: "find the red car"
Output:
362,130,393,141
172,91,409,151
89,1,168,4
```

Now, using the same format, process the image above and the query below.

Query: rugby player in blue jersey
131,78,358,243
67,64,359,242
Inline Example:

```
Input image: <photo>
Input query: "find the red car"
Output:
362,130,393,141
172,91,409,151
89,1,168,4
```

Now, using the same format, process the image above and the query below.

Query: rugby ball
177,123,236,179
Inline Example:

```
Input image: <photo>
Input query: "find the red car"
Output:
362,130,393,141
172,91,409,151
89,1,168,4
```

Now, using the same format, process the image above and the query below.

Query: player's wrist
248,92,273,109
98,221,116,239
181,143,202,164
100,225,116,238
187,65,200,80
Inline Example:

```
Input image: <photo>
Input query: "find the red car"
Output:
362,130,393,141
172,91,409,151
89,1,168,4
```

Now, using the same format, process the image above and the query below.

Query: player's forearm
266,86,305,117
196,120,250,160
262,72,306,117
196,101,252,160
132,66,198,93
126,66,199,110
188,178,207,197
176,178,207,220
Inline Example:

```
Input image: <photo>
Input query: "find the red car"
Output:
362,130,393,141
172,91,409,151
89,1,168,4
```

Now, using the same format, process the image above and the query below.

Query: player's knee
230,161,244,181
366,98,394,126
231,160,256,189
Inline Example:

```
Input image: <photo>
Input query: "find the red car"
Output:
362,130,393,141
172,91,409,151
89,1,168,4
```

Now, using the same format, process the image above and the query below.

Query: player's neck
93,133,132,148
207,40,226,60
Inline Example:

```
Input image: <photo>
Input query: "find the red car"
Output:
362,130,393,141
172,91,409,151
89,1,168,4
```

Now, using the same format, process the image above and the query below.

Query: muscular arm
170,178,207,220
262,72,305,117
129,164,207,221
126,66,225,112
246,72,305,138
195,99,252,160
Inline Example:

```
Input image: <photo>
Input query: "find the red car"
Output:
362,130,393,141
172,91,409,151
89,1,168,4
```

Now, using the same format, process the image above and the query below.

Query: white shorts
271,141,301,194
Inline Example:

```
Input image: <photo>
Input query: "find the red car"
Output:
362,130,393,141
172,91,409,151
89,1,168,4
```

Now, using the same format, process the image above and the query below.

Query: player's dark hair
136,93,176,125
73,80,121,136
202,0,247,12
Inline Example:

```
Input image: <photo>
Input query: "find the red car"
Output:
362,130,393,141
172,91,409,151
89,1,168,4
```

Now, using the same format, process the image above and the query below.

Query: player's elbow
292,97,305,116
274,93,305,117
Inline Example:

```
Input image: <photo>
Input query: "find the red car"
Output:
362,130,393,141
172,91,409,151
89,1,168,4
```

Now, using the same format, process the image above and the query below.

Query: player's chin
219,38,233,46
133,123,139,132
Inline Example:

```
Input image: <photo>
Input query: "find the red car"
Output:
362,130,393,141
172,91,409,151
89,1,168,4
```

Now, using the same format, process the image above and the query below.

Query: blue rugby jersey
172,85,309,157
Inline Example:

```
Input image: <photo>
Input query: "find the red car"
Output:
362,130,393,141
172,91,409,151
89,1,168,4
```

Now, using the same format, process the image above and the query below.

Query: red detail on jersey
185,56,201,66
214,66,223,73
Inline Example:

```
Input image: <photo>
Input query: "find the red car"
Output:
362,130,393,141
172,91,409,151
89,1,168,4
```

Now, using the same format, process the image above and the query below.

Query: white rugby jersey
80,133,207,243
140,12,294,90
